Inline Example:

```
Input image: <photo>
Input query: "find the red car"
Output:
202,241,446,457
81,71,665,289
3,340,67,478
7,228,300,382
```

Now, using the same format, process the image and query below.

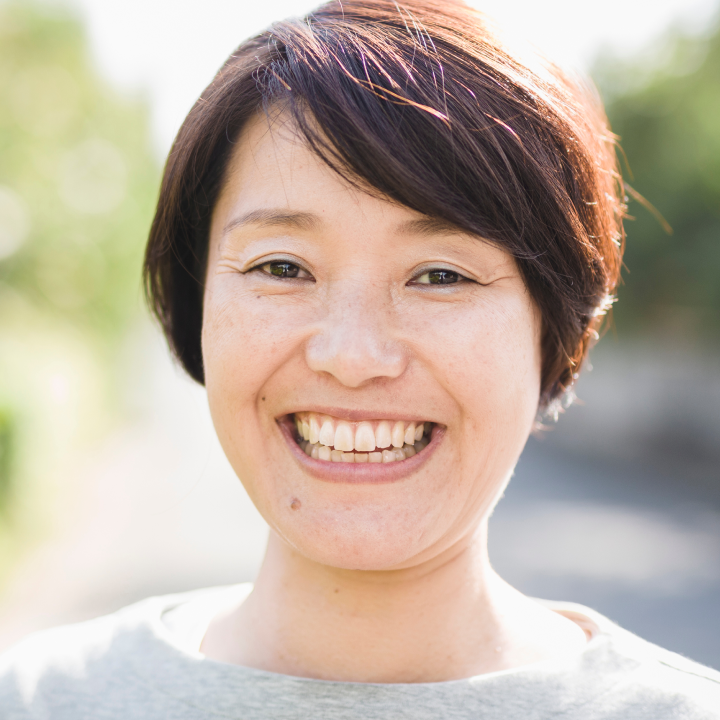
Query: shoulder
550,602,720,720
607,630,720,719
0,586,240,720
0,597,159,719
0,617,108,718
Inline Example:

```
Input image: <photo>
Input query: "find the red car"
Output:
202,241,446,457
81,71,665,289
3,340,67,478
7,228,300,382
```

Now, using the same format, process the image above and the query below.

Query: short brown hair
144,0,625,413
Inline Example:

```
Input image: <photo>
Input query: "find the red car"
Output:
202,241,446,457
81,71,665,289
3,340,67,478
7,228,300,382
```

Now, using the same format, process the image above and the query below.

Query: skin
199,110,589,682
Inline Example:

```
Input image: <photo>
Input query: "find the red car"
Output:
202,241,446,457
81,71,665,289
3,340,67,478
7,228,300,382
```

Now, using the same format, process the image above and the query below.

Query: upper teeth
294,412,430,462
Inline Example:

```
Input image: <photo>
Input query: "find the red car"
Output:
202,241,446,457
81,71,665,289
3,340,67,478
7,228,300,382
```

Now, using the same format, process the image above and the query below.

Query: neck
200,522,588,682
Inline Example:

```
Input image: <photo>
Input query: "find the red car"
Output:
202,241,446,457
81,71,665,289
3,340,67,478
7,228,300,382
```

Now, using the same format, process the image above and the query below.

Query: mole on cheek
290,498,301,511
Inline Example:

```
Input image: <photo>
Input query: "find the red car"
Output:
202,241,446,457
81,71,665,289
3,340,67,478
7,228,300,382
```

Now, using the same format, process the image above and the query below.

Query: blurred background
0,0,719,669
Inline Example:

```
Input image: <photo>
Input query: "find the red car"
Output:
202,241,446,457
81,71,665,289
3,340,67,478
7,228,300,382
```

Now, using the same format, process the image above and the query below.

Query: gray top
1,583,719,719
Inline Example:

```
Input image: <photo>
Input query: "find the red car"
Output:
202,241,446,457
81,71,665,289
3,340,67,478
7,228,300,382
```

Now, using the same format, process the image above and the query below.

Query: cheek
201,279,317,523
202,279,304,396
469,300,541,417
406,289,542,429
412,291,541,522
201,279,302,452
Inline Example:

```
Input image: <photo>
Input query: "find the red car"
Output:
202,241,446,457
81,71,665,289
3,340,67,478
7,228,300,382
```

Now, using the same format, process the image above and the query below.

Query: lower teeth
298,435,429,463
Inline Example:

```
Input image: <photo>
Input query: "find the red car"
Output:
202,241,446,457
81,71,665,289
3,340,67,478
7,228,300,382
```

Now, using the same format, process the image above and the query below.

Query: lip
283,406,431,424
278,415,443,484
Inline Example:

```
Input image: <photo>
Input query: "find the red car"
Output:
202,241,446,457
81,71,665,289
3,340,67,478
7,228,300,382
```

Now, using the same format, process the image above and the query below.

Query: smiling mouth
292,412,432,463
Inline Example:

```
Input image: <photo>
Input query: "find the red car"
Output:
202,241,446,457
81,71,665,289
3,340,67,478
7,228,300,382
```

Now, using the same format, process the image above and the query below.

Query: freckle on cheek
290,498,301,511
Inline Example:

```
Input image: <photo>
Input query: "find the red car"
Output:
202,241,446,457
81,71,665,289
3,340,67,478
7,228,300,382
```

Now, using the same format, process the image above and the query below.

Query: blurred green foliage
0,0,158,538
0,409,11,507
0,1,158,337
596,17,720,341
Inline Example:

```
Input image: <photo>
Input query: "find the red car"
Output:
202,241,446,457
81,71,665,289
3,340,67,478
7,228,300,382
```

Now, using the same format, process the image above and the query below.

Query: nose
305,284,409,388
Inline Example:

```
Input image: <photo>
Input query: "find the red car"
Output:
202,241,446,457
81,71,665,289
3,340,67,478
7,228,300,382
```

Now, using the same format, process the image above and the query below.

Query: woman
2,0,718,717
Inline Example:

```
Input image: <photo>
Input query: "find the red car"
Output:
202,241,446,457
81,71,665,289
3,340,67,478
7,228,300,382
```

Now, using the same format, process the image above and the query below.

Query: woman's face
203,112,542,571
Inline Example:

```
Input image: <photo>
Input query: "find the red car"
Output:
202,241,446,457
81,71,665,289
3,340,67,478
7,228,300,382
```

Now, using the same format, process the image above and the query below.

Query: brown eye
262,261,301,278
415,269,462,285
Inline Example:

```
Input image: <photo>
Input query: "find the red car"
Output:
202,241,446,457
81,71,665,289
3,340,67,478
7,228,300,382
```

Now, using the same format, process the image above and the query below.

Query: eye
257,261,309,279
413,269,464,285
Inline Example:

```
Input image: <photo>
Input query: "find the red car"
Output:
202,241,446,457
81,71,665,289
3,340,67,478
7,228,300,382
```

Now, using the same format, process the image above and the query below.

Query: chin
278,507,441,571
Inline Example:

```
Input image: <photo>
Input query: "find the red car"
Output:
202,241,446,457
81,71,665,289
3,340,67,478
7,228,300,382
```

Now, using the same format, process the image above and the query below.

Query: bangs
259,9,573,258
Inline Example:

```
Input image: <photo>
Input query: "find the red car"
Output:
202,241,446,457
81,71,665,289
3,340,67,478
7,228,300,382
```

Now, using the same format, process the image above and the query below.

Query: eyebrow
222,208,466,239
395,216,466,237
222,208,320,236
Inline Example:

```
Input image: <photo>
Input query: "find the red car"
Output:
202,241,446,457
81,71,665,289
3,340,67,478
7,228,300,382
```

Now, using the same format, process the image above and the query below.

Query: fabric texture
1,583,719,719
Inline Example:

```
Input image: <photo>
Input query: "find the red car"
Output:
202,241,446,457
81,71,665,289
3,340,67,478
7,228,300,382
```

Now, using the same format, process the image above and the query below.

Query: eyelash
410,268,471,286
250,260,312,280
249,260,473,286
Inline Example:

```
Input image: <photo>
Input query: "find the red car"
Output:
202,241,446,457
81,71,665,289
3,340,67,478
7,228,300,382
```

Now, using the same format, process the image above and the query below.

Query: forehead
214,110,374,224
